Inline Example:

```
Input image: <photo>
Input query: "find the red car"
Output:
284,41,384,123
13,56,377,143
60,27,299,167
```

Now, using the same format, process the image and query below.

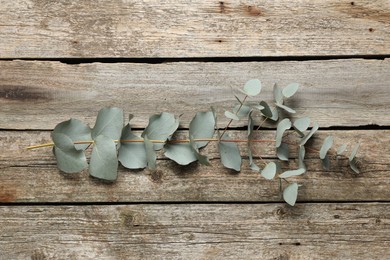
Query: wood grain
1,0,389,58
0,203,389,259
1,59,389,130
1,130,388,203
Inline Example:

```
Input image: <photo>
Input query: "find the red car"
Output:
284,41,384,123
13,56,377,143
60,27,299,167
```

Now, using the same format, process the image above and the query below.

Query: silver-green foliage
49,79,361,205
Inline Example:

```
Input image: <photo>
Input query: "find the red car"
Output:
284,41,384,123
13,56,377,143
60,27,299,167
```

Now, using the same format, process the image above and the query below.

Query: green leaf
52,133,88,173
277,143,289,161
248,148,260,172
319,135,334,159
293,117,311,136
144,135,157,170
337,144,347,155
349,143,360,161
273,83,283,104
52,118,91,150
241,79,262,96
92,107,124,140
270,107,279,121
250,104,265,111
142,112,179,150
282,83,299,98
349,158,360,174
279,168,305,178
299,122,319,146
275,103,296,114
219,133,241,171
283,183,299,206
259,101,273,118
189,111,215,149
247,112,254,138
247,114,259,172
89,135,118,181
233,104,252,119
224,110,240,121
275,118,291,147
261,162,276,180
298,145,306,170
118,124,147,169
189,136,211,166
321,155,331,171
164,143,197,165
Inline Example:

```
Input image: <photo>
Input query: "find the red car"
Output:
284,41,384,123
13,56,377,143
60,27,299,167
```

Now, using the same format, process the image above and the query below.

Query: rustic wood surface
1,0,390,58
1,59,389,130
0,203,389,259
1,0,390,258
1,130,388,203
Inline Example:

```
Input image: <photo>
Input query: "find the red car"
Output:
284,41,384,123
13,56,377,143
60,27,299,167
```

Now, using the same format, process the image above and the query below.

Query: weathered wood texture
1,130,388,203
1,59,389,130
0,203,389,259
1,0,390,58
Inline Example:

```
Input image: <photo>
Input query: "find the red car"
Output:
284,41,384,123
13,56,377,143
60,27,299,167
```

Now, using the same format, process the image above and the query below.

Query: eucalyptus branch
27,79,361,206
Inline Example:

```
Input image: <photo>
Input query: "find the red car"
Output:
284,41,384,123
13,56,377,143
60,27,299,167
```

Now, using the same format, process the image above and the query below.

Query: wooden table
1,1,389,259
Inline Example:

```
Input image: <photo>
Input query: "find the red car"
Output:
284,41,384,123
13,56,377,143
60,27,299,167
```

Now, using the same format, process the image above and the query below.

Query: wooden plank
1,0,389,58
1,59,389,130
1,130,389,203
0,203,389,259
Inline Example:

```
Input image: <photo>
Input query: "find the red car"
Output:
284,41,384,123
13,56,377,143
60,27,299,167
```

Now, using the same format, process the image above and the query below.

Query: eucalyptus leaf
142,112,179,150
247,112,254,138
275,103,296,114
337,144,347,155
189,136,211,166
225,110,240,121
261,162,276,180
349,158,360,174
275,161,282,175
251,104,265,111
89,135,118,181
319,135,334,159
298,145,306,170
189,111,215,149
270,107,279,121
144,135,156,170
52,133,88,173
118,124,147,169
321,155,331,171
273,83,283,104
259,101,273,118
241,79,261,96
275,118,291,147
192,149,211,166
282,83,299,98
92,107,124,140
248,148,260,172
299,122,319,146
233,104,252,119
219,133,241,171
277,143,289,161
52,118,91,150
279,168,305,178
283,183,299,206
164,143,197,165
349,143,360,161
293,117,311,135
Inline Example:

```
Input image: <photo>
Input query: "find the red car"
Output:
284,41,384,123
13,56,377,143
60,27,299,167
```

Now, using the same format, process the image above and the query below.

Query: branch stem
26,138,276,150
